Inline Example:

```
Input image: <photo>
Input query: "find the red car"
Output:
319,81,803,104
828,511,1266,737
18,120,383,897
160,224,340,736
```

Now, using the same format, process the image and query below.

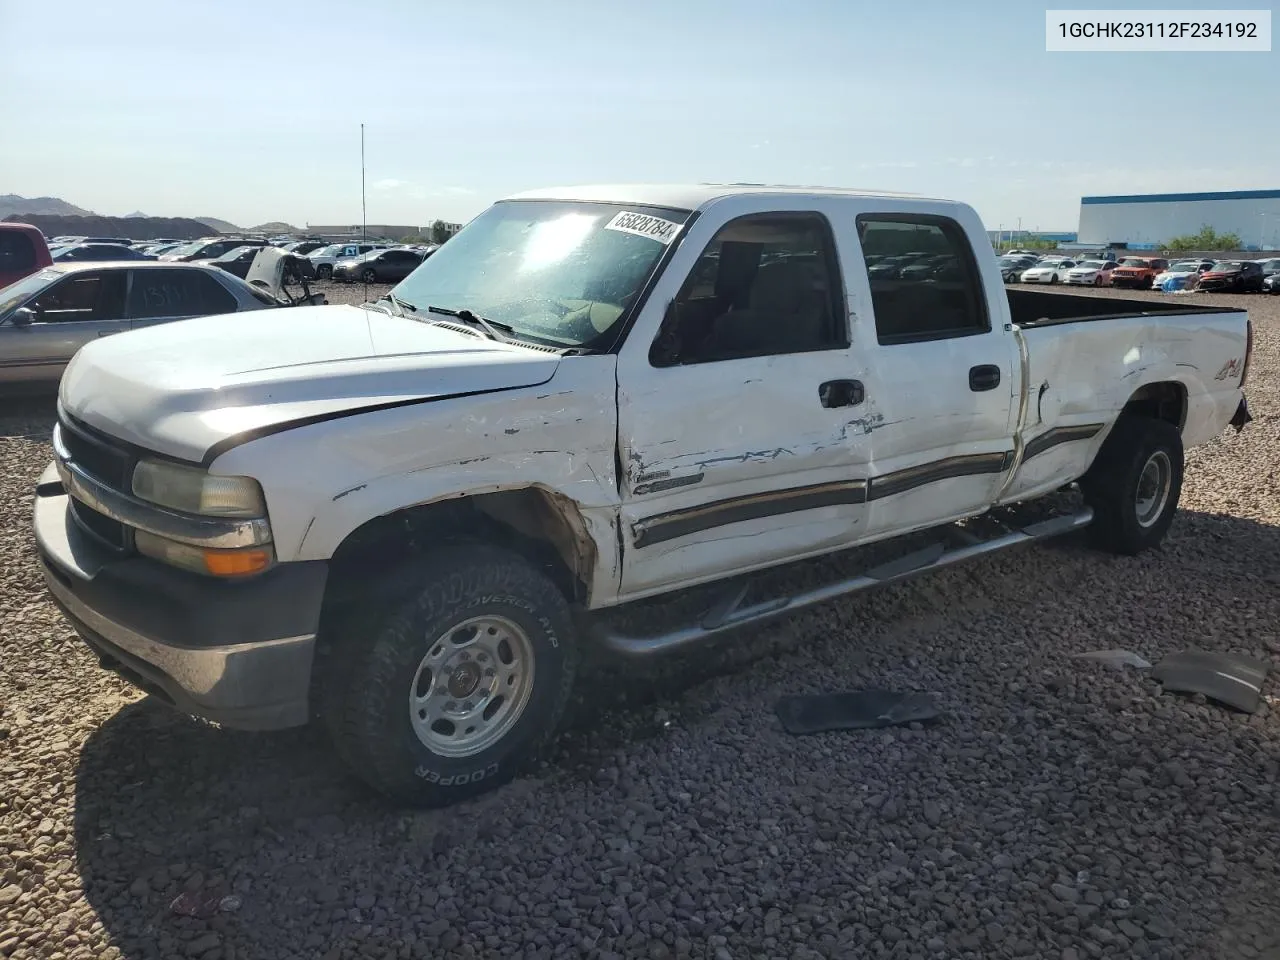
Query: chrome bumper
33,465,324,730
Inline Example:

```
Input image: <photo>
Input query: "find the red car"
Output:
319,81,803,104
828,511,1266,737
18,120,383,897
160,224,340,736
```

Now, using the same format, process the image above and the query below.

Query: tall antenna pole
361,123,368,299
361,123,367,243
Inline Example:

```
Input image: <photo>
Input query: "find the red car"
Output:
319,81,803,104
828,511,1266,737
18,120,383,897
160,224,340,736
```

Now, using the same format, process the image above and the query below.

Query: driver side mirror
11,307,36,328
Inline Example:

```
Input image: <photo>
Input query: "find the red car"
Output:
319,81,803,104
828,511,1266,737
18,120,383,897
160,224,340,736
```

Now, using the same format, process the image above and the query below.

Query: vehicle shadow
70,506,1280,959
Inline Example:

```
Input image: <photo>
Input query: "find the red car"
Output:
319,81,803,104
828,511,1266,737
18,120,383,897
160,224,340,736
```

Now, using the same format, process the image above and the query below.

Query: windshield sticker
604,211,682,245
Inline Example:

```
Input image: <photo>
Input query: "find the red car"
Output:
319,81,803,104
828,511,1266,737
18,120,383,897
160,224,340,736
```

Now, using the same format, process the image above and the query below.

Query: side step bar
592,507,1093,658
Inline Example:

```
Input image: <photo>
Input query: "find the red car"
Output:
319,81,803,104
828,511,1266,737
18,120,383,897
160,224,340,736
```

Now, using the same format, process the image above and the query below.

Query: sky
1,0,1275,233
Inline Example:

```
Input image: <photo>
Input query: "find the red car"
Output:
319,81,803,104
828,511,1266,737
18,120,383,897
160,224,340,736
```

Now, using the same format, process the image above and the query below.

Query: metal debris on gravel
2,286,1280,959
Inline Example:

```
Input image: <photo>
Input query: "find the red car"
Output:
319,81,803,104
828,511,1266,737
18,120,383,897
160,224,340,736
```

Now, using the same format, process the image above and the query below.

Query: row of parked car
997,251,1280,294
41,234,442,284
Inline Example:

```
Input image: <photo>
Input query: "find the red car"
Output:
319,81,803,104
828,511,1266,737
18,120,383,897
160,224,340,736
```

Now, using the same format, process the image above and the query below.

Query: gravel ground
2,285,1280,960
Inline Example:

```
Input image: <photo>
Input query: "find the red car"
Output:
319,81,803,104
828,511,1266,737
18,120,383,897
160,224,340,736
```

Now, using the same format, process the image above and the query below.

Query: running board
592,507,1093,658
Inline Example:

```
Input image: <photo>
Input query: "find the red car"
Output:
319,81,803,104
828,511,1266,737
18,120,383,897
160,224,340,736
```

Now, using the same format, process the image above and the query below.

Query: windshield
1211,261,1241,271
1168,262,1199,272
311,245,342,258
0,269,61,318
1118,258,1151,267
388,199,691,349
1076,260,1103,269
163,242,202,258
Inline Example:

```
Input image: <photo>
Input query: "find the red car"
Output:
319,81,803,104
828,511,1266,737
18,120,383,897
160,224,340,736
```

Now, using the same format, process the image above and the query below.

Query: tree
429,220,452,245
1166,225,1242,252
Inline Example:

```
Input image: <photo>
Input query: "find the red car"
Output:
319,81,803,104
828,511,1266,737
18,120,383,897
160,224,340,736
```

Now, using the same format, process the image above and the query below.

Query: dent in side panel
209,356,623,597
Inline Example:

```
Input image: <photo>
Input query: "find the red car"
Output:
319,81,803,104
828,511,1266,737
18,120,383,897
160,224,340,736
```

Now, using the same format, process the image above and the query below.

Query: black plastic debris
1150,650,1271,714
775,689,940,736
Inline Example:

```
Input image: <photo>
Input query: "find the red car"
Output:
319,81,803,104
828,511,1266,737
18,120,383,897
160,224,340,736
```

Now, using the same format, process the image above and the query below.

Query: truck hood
59,303,561,463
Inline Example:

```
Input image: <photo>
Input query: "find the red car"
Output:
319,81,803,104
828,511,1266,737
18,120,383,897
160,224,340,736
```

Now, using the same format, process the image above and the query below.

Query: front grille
58,412,137,554
71,499,129,550
58,415,133,489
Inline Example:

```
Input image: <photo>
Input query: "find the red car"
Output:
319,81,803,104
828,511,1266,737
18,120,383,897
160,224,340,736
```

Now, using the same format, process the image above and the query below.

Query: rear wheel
319,544,579,806
1079,415,1184,556
361,267,377,283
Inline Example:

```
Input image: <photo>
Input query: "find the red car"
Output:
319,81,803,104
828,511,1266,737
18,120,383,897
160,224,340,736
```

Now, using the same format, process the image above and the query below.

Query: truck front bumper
33,465,328,730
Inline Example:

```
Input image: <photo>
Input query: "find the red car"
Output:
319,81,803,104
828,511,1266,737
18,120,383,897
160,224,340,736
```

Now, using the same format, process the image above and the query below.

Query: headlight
132,459,266,517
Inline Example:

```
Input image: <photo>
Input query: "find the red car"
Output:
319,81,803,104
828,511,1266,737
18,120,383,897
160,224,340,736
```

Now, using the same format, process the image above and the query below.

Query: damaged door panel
615,203,873,599
839,212,1020,539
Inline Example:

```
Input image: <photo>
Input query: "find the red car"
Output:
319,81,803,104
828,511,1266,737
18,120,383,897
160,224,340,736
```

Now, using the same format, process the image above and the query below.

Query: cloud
376,179,475,199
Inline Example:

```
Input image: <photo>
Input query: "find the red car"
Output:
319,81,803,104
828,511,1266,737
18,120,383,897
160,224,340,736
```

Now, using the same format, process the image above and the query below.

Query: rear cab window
855,214,990,344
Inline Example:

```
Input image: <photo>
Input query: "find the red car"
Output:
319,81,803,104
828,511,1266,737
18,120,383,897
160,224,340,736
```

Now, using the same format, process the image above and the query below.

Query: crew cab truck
32,184,1253,806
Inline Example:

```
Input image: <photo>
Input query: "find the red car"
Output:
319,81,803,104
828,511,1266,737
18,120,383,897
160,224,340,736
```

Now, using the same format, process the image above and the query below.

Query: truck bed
1008,288,1239,328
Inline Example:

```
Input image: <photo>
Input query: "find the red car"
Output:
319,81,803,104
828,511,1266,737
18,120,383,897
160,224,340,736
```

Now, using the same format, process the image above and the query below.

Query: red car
0,223,53,290
1110,257,1168,289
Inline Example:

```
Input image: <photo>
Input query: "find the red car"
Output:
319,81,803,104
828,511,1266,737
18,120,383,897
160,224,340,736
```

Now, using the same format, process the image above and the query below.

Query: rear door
126,268,240,329
0,270,128,383
839,209,1018,539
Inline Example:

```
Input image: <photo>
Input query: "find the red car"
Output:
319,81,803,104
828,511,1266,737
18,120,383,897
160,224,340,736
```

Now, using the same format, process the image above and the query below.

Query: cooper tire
1079,415,1184,556
320,544,579,806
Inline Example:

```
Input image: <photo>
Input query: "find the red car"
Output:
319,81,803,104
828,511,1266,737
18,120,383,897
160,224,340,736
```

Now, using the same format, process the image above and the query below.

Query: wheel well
324,488,597,609
1121,381,1187,431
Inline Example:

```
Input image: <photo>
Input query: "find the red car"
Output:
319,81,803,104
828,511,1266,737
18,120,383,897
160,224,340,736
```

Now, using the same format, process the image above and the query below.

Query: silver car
0,261,277,387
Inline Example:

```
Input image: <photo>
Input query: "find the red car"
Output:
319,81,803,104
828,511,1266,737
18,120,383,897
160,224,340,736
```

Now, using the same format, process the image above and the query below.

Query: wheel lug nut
485,668,495,677
463,700,473,711
460,652,470,661
446,701,456,711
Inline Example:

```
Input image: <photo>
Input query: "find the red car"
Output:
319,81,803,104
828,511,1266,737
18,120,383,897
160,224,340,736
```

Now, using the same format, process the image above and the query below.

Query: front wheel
1079,415,1184,556
361,268,377,283
316,264,333,280
1094,275,1103,286
320,544,580,806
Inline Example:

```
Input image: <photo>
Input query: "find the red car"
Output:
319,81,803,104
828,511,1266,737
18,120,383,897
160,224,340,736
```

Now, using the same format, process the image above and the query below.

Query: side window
0,232,37,272
127,269,238,319
651,213,846,366
856,215,989,344
28,272,126,323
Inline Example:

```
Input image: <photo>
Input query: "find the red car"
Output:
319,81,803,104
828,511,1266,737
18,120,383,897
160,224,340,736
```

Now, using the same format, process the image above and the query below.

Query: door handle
819,379,864,408
969,364,1001,392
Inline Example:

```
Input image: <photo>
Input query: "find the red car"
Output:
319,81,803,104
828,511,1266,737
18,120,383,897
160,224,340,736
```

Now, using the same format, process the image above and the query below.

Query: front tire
317,264,333,280
362,268,377,283
1079,415,1184,556
320,544,580,806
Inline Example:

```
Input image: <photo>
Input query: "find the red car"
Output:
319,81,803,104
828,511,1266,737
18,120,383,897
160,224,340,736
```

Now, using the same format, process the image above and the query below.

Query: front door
616,205,871,600
0,270,128,384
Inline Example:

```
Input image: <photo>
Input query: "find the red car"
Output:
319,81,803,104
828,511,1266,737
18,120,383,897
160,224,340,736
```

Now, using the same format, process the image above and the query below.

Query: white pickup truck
32,184,1253,806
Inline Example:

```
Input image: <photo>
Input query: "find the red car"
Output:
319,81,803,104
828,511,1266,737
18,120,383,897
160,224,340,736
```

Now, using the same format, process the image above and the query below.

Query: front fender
207,356,623,595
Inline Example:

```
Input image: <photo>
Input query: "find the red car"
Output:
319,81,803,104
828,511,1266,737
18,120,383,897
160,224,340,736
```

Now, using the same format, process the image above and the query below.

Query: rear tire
319,544,580,806
1079,415,1184,556
362,268,377,283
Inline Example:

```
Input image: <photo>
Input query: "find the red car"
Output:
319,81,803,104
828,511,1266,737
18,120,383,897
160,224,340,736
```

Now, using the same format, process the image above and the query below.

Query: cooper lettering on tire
320,545,579,806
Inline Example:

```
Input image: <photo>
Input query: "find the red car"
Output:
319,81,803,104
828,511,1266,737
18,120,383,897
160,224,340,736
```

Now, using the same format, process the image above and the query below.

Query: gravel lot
2,285,1280,960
